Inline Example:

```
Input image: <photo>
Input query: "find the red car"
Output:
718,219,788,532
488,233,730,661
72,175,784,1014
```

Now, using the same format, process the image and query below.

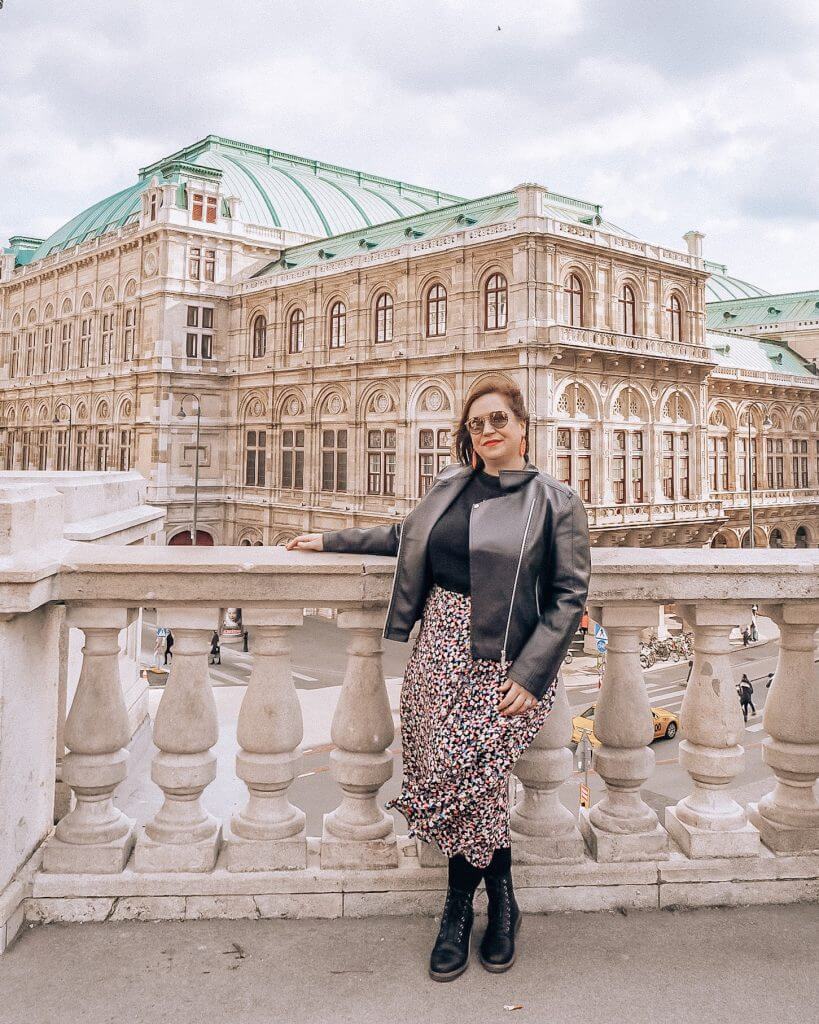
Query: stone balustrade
1,535,818,951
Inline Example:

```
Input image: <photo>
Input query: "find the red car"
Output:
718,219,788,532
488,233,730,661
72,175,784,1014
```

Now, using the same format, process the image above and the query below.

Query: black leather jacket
322,461,591,701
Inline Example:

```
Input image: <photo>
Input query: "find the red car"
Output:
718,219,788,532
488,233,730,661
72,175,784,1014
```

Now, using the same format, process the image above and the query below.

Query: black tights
448,847,512,893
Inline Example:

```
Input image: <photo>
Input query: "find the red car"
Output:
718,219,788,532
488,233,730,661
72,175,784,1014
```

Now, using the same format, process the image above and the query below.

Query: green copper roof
706,290,819,330
706,330,817,377
23,135,465,264
704,260,770,302
253,191,520,278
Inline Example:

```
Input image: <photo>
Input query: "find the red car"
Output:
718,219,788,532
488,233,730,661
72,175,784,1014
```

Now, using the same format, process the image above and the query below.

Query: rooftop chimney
683,230,705,257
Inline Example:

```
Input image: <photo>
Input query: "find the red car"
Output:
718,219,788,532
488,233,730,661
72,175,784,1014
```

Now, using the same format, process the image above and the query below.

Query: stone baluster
666,603,761,857
135,608,222,872
226,609,307,870
510,673,584,863
43,608,135,873
580,604,668,860
321,607,399,869
749,603,819,853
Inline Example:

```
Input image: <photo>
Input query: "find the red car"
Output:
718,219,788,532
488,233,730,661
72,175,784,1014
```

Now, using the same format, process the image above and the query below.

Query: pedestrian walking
163,629,174,666
242,629,249,653
579,608,589,638
287,380,591,981
209,630,221,665
741,626,750,647
152,631,164,669
738,673,756,722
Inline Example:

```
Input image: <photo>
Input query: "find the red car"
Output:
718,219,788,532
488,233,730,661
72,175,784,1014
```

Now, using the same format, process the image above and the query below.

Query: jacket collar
438,459,540,492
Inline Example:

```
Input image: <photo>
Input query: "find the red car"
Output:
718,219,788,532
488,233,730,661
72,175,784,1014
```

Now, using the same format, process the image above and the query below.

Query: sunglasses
466,410,510,435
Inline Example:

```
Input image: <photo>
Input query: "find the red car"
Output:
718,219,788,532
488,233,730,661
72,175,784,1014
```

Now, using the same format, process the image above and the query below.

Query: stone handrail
0,541,817,943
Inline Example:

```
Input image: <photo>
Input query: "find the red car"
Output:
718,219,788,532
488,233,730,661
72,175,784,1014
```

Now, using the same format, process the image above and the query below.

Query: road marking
293,671,318,682
209,668,247,686
746,723,765,732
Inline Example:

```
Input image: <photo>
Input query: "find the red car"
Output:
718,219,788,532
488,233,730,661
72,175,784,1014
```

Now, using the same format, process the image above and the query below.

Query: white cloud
1,0,817,292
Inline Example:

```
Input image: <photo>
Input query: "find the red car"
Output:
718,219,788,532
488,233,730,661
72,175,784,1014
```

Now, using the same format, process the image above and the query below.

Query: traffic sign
596,638,607,654
594,623,608,640
579,783,590,809
156,627,169,637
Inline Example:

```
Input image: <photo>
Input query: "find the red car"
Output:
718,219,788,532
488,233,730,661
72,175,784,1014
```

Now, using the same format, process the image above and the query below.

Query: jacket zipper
384,522,406,628
500,494,537,674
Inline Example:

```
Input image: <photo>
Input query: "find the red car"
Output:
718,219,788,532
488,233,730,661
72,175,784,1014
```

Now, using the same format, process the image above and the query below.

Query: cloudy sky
2,0,817,292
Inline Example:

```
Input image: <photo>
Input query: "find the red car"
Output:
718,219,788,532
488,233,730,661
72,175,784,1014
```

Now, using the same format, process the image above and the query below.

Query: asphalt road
137,613,783,836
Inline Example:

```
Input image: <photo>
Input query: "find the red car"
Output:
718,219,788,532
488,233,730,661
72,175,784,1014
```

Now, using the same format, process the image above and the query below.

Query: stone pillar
134,607,222,872
43,608,135,873
666,603,761,857
510,674,584,863
749,604,819,853
321,607,399,869
226,608,307,870
580,604,668,860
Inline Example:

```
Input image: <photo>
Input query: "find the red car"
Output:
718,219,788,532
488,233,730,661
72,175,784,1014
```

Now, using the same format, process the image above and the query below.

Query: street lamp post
745,402,773,550
53,404,73,470
177,394,202,545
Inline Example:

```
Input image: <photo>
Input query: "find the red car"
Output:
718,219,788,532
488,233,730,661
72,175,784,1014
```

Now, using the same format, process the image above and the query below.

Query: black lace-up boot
479,870,521,971
428,885,475,981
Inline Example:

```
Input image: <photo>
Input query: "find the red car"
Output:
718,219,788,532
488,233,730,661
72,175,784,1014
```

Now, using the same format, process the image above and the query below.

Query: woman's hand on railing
285,533,324,552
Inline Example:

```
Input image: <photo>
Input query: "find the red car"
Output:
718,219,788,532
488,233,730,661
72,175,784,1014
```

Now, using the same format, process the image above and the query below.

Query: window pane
419,429,433,448
187,306,199,327
202,308,213,329
368,430,381,449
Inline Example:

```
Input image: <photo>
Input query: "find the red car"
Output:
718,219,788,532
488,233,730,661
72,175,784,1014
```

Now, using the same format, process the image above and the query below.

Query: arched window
668,293,683,343
426,284,447,337
251,314,267,358
619,284,636,336
564,274,584,326
329,301,346,349
485,273,508,330
375,292,394,343
288,309,305,353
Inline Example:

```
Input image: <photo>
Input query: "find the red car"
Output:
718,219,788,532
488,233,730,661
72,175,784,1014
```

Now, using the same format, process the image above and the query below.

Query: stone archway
169,530,214,546
795,525,810,549
710,530,739,549
768,528,785,549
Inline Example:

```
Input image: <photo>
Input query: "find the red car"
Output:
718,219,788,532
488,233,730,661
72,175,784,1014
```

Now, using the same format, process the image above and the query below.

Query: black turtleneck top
426,469,505,595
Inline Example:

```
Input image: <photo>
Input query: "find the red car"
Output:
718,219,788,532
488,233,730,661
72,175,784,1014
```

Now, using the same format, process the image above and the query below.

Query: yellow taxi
571,703,679,748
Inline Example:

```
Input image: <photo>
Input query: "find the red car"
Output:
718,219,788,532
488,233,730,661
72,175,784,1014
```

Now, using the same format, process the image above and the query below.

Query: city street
129,613,783,837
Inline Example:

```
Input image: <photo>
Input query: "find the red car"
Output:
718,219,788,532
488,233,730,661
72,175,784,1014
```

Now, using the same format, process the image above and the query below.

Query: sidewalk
2,904,816,1024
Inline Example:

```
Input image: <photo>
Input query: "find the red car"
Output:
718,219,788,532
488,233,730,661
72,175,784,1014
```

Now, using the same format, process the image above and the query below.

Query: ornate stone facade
1,137,816,548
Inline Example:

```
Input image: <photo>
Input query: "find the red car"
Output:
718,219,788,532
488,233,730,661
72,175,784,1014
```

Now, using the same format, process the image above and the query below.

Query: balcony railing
1,517,817,947
551,324,712,363
714,487,819,508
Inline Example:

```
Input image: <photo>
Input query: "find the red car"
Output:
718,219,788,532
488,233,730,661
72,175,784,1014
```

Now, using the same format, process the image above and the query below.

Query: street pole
67,407,73,471
747,412,755,550
191,400,201,545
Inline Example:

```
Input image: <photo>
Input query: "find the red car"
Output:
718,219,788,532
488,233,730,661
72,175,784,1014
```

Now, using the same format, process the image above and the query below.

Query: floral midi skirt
384,583,558,869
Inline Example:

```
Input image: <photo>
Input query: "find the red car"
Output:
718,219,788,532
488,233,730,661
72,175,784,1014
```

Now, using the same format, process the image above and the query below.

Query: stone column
134,607,222,872
666,603,761,857
510,674,584,863
226,608,307,870
43,608,135,873
580,604,668,860
321,607,399,869
749,604,819,853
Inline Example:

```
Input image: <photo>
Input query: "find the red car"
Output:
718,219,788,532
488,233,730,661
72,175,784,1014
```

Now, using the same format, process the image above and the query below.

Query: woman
286,380,590,981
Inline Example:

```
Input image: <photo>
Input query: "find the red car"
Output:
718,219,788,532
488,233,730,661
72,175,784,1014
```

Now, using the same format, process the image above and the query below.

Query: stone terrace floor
2,904,817,1024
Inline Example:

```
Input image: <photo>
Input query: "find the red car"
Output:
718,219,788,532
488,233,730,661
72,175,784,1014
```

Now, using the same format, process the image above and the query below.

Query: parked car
571,703,679,748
